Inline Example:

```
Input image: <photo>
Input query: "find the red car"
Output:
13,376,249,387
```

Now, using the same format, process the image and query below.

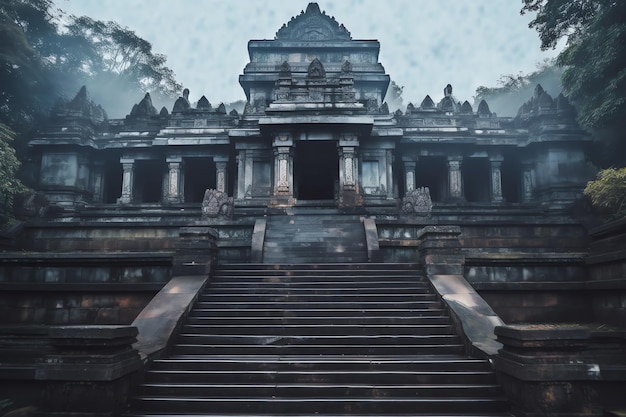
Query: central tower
239,2,390,110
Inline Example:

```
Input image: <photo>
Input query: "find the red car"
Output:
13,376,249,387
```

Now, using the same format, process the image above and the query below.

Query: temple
29,3,589,215
2,3,625,417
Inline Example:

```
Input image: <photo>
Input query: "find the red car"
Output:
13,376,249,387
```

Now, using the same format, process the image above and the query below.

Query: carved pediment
275,2,351,41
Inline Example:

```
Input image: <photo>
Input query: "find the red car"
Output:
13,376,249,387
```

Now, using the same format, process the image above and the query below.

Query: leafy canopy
521,0,626,166
584,167,626,220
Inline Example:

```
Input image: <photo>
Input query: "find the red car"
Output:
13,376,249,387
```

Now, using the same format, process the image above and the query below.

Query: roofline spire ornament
275,2,351,41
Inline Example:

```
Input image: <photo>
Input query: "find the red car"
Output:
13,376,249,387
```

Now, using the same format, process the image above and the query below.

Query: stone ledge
132,275,209,360
0,283,165,292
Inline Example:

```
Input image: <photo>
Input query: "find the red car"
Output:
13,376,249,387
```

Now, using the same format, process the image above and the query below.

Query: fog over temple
33,2,589,214
4,4,625,417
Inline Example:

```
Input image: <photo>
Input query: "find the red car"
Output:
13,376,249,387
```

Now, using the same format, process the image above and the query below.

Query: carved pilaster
404,160,416,193
522,162,536,203
490,157,504,203
273,146,292,195
117,160,134,204
165,159,182,203
215,161,227,193
385,149,394,199
447,156,463,200
90,162,104,203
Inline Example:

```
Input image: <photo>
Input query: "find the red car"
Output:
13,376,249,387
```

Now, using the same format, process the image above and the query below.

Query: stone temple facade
5,4,626,416
30,2,590,215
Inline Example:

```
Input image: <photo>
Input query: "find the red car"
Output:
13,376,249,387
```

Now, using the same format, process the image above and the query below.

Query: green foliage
521,0,626,167
0,123,27,225
584,167,626,220
0,0,181,127
65,16,181,97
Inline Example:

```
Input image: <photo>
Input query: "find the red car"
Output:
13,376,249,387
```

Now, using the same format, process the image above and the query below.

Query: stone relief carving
400,187,433,216
201,189,234,219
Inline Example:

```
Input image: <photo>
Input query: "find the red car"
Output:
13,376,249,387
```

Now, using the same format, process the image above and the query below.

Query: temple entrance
294,141,339,200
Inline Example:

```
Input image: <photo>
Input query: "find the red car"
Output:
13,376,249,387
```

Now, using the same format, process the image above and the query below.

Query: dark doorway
463,157,491,203
102,155,123,204
295,141,338,200
184,158,216,203
414,156,447,202
134,159,165,203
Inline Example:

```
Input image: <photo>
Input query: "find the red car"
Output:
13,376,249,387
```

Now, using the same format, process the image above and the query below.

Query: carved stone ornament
400,187,433,216
201,189,234,219
275,3,351,41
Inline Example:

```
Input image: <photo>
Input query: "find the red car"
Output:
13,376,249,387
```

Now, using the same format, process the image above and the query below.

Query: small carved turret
420,95,435,109
477,99,492,116
307,58,326,79
197,96,212,110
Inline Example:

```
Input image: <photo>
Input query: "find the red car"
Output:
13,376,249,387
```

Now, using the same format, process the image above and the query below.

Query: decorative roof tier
275,3,351,41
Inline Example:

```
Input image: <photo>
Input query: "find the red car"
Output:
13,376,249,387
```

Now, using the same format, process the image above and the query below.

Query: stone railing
416,225,504,357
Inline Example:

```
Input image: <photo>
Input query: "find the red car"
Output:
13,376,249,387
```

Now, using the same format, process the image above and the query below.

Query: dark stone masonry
0,3,624,417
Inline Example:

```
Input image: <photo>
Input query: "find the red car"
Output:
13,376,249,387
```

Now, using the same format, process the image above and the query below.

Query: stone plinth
494,324,626,416
173,225,218,276
34,325,142,417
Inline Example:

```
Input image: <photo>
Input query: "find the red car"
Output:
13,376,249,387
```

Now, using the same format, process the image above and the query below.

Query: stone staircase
262,215,367,263
127,263,511,416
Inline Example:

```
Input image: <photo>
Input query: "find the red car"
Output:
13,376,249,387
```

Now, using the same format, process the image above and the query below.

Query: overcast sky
56,0,562,113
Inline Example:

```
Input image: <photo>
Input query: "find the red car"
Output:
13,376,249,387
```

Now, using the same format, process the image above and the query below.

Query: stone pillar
522,162,535,203
490,156,504,203
447,156,463,201
165,157,182,204
90,162,104,204
118,159,134,204
404,160,416,192
236,150,246,199
273,146,292,195
215,161,228,193
337,137,362,207
385,149,394,199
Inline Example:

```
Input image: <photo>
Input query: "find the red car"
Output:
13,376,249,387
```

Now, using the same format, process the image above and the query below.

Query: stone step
131,396,510,414
185,315,451,326
139,383,505,398
127,262,509,416
218,263,419,271
151,355,492,372
180,324,455,336
198,293,437,302
171,344,466,356
188,308,449,318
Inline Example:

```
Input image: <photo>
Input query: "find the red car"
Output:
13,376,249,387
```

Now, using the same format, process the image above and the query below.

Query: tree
584,167,626,221
474,60,563,116
64,16,181,99
521,0,626,166
0,123,26,225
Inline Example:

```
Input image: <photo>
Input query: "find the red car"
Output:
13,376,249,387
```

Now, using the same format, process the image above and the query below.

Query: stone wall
586,217,626,326
0,253,171,325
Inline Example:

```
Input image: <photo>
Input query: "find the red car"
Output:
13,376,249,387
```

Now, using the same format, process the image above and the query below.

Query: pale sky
55,0,562,115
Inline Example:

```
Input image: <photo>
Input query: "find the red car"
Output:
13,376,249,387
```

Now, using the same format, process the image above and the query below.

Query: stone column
447,156,463,200
236,151,246,199
489,156,504,203
215,161,228,193
165,157,182,204
90,162,104,203
339,146,357,189
273,146,292,195
522,162,535,203
117,159,134,204
404,160,416,192
385,149,394,199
